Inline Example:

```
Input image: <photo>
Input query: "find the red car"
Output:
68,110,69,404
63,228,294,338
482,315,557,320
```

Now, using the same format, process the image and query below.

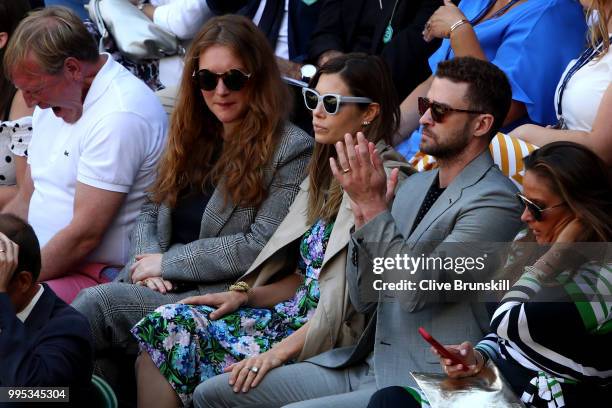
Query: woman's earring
361,121,371,127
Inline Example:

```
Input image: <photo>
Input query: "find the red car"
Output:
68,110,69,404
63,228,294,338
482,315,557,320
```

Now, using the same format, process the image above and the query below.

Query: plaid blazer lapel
199,182,237,238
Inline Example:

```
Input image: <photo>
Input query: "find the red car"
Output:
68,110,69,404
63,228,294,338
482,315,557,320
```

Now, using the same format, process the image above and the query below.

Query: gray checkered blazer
72,122,313,355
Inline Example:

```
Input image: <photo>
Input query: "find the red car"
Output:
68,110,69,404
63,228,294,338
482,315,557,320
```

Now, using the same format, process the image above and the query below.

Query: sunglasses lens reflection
322,95,339,114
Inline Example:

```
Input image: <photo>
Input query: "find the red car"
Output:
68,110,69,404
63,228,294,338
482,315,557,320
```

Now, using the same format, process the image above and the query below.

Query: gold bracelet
449,19,470,37
229,281,250,293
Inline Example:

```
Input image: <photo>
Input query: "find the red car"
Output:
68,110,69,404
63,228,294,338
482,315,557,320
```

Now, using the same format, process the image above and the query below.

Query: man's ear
0,32,8,50
12,271,34,294
472,113,495,139
63,57,83,80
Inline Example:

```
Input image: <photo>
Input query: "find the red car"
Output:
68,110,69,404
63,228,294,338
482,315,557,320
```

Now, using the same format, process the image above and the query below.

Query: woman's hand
423,0,467,42
179,291,247,320
130,253,163,283
432,341,484,378
135,276,173,293
224,349,287,393
330,133,398,224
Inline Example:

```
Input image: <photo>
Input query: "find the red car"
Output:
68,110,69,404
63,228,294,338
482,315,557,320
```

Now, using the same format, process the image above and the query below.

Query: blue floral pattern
131,219,334,406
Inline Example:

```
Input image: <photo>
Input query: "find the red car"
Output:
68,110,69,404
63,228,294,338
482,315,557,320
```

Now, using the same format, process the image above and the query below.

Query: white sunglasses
302,87,373,115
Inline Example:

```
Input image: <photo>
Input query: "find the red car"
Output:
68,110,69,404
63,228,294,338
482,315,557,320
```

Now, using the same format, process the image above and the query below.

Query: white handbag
88,0,183,61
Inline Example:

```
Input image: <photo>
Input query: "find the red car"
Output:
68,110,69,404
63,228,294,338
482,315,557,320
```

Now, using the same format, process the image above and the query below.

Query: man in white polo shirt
3,6,167,303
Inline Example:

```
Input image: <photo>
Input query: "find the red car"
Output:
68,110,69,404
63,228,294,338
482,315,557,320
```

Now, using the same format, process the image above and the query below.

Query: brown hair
305,53,399,223
151,15,290,207
524,141,612,242
3,6,98,79
497,142,612,289
0,0,30,119
586,0,611,60
436,57,512,141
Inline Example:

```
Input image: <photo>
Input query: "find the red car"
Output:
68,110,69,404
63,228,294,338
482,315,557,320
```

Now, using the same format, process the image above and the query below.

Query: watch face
301,64,317,79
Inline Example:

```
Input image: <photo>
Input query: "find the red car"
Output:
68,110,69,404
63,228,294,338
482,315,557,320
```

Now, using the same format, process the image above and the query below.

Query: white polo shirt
28,55,167,265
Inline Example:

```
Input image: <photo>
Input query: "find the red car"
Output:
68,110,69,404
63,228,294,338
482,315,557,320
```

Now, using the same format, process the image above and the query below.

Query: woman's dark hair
524,141,612,242
0,214,41,281
306,53,400,223
0,0,30,119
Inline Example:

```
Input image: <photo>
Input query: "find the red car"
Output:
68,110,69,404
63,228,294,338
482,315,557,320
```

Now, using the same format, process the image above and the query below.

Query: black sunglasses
302,87,373,115
417,97,486,123
193,69,251,91
516,193,566,221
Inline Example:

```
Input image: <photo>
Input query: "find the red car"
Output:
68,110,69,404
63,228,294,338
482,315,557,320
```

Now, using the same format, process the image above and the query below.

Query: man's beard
420,121,472,160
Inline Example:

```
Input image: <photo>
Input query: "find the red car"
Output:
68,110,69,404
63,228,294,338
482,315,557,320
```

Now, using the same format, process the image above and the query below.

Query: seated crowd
0,1,610,407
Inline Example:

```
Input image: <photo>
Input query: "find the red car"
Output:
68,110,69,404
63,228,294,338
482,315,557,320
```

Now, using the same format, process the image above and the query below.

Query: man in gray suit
193,57,524,407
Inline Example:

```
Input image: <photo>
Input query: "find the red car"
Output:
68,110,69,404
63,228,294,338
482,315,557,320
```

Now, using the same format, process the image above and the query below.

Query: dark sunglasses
302,87,373,115
192,69,251,91
417,97,486,123
516,193,566,221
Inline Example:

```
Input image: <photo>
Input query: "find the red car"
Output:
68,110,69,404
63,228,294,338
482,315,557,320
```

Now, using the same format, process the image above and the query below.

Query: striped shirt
475,262,612,406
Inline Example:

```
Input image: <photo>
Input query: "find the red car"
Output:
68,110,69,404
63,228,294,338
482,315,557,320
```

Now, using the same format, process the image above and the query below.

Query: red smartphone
418,327,469,371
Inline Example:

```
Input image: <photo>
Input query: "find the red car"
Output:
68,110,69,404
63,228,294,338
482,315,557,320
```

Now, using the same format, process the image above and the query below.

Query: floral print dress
131,219,334,406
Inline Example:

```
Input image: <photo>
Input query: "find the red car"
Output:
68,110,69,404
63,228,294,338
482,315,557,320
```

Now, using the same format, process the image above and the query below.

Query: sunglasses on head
302,88,373,115
193,69,251,91
417,97,486,123
516,193,566,221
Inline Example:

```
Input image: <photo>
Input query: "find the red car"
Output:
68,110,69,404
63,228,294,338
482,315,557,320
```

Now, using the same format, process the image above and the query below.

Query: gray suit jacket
307,150,523,388
116,122,313,290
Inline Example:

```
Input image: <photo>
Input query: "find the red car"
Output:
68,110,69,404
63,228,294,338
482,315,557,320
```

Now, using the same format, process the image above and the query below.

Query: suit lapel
199,183,237,239
245,179,311,274
409,151,495,243
400,169,438,240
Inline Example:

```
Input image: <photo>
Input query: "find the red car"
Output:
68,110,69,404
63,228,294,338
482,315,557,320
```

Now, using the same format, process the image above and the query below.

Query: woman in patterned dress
131,52,413,407
369,142,612,408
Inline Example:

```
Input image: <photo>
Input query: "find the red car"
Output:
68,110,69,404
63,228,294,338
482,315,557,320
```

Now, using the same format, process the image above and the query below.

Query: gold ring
342,168,351,174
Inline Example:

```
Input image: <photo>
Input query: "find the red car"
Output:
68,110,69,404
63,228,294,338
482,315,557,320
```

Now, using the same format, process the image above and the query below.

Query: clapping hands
330,132,399,228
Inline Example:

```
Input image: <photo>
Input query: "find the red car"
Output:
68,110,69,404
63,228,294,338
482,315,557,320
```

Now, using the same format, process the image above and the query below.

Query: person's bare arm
246,272,303,308
2,164,33,220
38,182,126,281
511,84,612,164
180,272,303,320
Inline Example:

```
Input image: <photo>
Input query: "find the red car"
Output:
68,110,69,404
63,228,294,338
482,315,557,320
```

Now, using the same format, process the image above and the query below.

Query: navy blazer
207,0,321,62
0,284,93,404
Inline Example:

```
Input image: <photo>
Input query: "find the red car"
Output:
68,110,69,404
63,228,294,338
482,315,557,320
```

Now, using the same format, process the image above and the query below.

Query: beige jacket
237,143,413,360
